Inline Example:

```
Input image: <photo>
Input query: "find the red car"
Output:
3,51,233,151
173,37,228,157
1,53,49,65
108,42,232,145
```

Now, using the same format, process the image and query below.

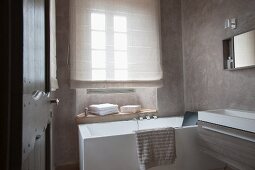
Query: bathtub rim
79,116,184,139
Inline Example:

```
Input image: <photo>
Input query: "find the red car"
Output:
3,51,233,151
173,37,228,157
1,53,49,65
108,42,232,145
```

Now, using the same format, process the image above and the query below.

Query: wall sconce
225,18,237,29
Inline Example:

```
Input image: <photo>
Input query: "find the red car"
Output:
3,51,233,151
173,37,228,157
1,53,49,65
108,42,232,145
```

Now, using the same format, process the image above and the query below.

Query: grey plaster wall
182,0,255,112
53,0,255,167
54,0,79,167
157,0,185,117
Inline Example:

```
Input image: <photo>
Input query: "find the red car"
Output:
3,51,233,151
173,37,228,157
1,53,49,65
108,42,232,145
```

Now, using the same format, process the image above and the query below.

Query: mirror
223,29,255,70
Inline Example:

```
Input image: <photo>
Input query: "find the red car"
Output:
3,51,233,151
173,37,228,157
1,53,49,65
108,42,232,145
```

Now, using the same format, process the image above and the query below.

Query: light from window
90,13,129,81
91,31,105,50
92,50,106,69
91,13,105,31
114,16,128,80
114,33,127,51
91,13,106,80
114,16,127,32
92,70,106,80
115,70,128,80
114,51,127,69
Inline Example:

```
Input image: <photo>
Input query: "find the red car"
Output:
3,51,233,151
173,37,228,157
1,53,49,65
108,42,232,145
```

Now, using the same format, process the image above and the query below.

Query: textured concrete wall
54,0,79,167
157,0,185,117
182,0,255,112
54,0,255,168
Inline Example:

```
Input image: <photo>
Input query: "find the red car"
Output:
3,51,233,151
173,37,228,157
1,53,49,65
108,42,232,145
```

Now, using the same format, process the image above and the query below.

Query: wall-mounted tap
137,115,158,121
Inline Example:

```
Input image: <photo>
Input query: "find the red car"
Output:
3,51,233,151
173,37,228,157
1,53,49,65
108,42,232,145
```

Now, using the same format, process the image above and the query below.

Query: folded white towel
89,108,119,116
89,103,119,116
89,103,118,111
120,105,141,113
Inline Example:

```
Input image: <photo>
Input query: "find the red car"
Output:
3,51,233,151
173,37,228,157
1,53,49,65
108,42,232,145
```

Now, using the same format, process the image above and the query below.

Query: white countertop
198,109,255,133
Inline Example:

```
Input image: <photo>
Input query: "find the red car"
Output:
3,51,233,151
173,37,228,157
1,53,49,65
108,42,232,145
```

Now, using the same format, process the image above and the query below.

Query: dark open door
1,0,56,169
22,0,56,169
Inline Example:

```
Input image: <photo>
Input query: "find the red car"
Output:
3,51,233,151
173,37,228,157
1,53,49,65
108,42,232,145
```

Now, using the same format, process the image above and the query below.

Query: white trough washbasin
198,109,255,133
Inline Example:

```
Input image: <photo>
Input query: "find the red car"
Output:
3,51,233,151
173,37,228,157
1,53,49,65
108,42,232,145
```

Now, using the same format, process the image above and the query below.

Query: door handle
50,98,60,105
32,90,51,100
32,90,44,100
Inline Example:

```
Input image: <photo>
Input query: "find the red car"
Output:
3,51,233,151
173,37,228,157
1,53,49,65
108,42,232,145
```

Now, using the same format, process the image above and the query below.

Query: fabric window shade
70,0,162,88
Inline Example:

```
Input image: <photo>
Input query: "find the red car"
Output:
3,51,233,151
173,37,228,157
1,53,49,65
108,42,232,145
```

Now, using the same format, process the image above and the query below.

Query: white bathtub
79,117,225,170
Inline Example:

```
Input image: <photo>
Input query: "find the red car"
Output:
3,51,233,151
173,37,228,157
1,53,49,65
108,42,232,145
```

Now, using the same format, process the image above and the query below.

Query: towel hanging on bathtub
135,127,176,170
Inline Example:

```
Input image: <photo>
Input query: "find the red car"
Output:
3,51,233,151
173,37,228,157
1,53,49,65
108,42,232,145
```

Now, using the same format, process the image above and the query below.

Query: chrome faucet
137,115,158,121
152,115,158,119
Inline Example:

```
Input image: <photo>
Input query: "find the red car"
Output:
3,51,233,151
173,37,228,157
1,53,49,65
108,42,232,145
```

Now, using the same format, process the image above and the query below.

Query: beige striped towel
135,127,176,170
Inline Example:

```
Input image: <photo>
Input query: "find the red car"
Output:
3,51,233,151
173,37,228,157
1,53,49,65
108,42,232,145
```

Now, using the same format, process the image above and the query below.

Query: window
70,0,162,88
114,16,128,80
91,13,106,80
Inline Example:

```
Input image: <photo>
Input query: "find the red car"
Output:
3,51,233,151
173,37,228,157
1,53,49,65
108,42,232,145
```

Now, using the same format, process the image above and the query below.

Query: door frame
45,0,51,93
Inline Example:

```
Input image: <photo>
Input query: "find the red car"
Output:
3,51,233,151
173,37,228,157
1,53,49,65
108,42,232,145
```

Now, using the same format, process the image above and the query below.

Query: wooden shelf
76,109,157,124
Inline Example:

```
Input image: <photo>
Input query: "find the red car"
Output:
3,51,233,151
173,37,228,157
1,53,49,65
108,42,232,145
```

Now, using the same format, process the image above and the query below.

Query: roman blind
70,0,162,88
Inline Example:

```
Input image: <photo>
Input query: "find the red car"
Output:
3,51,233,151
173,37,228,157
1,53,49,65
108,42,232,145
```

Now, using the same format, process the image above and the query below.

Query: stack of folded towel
88,103,119,116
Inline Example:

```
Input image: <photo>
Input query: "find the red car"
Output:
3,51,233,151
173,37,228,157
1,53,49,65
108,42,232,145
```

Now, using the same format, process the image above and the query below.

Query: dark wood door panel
23,0,51,167
34,0,45,91
23,0,35,95
23,0,45,94
22,132,46,170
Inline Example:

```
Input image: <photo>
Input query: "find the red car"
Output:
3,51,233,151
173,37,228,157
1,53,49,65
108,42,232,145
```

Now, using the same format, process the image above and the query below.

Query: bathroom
2,0,255,170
